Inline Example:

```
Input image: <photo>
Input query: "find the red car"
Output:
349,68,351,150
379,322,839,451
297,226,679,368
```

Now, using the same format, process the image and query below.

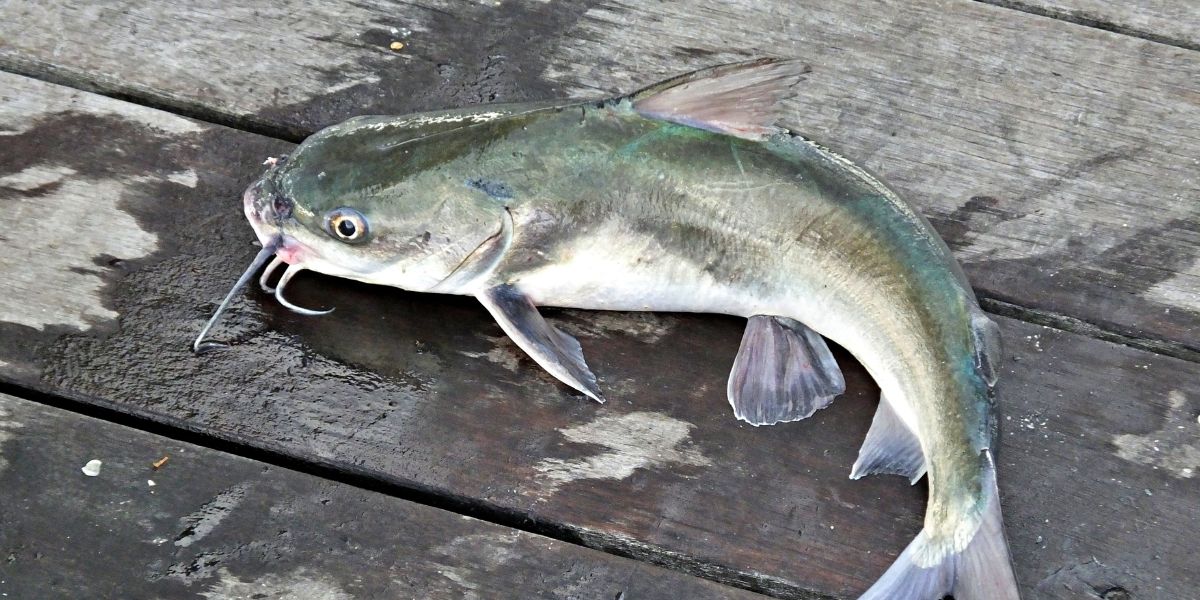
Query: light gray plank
3,72,1199,599
985,0,1199,50
0,392,765,599
0,0,598,137
0,0,1195,359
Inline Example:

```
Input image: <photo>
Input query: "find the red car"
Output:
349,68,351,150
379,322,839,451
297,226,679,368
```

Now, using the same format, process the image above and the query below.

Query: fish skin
236,63,1016,597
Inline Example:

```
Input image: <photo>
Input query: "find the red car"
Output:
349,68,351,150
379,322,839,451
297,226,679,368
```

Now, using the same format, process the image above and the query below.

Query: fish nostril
272,195,293,220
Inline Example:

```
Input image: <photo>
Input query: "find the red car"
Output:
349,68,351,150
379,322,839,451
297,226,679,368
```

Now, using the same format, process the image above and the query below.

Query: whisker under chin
192,240,279,353
275,265,335,316
259,255,286,293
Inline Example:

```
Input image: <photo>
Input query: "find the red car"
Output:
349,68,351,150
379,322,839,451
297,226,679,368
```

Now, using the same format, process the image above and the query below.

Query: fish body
203,59,1019,599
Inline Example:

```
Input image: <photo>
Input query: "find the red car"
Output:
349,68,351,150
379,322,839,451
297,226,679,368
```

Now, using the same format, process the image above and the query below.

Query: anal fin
476,284,604,402
850,394,927,484
727,315,845,426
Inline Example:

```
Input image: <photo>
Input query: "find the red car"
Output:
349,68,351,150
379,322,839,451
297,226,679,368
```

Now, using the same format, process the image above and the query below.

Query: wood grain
3,73,1198,599
0,393,765,599
0,0,1195,359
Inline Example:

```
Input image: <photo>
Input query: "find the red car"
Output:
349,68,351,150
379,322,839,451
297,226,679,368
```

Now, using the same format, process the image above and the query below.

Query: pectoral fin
727,315,845,426
476,284,604,403
850,395,927,484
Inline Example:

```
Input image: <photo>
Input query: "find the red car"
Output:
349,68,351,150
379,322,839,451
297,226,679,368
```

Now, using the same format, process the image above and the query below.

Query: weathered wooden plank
1,0,1197,357
3,73,1199,599
983,0,1200,50
0,392,765,599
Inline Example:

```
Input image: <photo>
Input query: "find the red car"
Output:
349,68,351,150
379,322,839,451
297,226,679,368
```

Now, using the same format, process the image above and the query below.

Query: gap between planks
0,377,825,600
973,0,1200,52
980,298,1200,364
0,56,309,144
0,59,1193,366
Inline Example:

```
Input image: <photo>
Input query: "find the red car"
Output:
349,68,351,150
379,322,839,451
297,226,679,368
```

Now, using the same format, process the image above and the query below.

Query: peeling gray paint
430,531,523,600
0,82,204,136
459,334,524,372
1146,259,1200,313
432,565,482,599
558,311,678,343
534,411,711,496
0,398,23,475
175,483,248,547
0,165,160,331
200,567,353,600
1114,390,1199,478
433,531,521,569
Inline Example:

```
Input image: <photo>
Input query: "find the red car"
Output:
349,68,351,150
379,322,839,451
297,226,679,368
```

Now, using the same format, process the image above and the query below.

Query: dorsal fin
629,58,810,141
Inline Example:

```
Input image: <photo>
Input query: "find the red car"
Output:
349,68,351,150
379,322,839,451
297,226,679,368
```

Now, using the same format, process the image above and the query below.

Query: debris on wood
152,455,169,470
81,459,102,477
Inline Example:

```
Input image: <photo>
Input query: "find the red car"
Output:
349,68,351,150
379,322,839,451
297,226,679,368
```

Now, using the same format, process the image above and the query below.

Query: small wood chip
81,459,102,477
152,455,169,470
389,41,404,51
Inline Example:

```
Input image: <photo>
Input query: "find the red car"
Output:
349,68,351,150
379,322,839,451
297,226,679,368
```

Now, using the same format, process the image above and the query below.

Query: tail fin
859,455,1021,600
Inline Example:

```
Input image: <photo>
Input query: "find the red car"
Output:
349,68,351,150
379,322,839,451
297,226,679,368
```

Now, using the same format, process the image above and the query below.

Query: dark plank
1,0,1197,357
3,74,1199,599
0,392,764,599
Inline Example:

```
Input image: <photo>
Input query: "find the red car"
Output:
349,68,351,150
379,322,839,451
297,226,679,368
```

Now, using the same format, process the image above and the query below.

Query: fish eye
325,207,369,243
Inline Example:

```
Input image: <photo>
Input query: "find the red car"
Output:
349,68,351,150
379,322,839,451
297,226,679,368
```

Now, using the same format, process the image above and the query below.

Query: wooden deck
0,1,1196,598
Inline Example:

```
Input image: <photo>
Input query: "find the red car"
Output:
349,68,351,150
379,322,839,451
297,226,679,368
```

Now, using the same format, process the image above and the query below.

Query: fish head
243,129,511,293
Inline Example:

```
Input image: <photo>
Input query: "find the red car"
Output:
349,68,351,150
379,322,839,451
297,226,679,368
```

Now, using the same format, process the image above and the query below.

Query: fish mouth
242,177,311,265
